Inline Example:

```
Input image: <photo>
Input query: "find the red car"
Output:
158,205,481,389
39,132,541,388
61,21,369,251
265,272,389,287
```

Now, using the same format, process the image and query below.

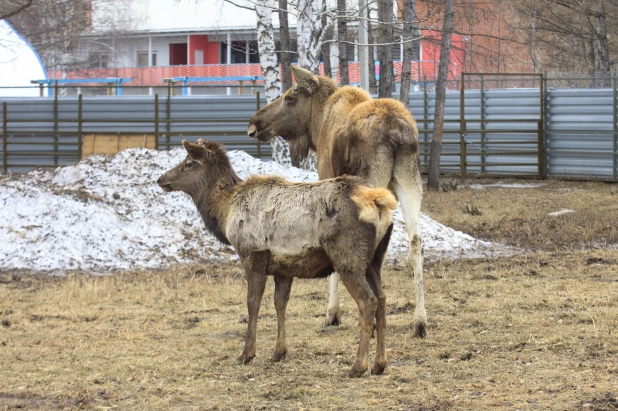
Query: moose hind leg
338,268,378,378
391,172,427,338
368,223,392,375
366,266,387,375
325,272,341,327
272,275,293,362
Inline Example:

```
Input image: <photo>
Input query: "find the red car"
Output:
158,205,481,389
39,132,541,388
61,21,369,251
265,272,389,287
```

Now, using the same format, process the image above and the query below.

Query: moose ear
182,139,207,159
291,65,319,95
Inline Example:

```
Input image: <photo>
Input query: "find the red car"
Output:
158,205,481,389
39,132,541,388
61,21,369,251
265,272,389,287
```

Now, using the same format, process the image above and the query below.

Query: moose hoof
371,363,387,376
413,320,427,338
271,350,287,362
347,365,367,378
234,354,254,365
323,313,341,328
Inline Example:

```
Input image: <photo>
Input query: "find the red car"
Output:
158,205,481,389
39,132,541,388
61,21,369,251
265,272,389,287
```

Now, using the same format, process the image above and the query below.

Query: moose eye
285,94,296,105
184,161,193,169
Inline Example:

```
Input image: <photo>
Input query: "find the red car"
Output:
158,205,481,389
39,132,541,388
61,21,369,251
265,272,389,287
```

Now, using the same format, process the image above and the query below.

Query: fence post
612,73,618,180
541,72,548,179
154,94,160,150
54,82,59,166
2,102,7,175
537,120,546,179
480,75,486,175
256,91,261,158
77,94,83,160
166,87,171,149
459,73,467,183
423,75,429,170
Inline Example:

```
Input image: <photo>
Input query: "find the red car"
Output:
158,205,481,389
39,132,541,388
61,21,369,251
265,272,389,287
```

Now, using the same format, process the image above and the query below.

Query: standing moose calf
157,139,396,377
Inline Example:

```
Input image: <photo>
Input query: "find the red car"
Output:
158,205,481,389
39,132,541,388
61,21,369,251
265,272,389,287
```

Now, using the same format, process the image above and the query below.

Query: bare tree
321,11,333,77
7,0,137,78
0,0,33,20
427,0,455,191
337,0,349,85
368,14,378,94
279,0,293,91
399,0,414,107
505,0,617,79
377,0,394,97
8,0,92,74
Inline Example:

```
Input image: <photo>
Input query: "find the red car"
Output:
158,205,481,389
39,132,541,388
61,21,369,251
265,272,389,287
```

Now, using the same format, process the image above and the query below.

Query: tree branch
0,0,34,20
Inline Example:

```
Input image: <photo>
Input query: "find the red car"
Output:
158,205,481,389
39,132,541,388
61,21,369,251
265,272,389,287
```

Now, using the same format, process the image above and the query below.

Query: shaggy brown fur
247,66,427,338
157,139,396,377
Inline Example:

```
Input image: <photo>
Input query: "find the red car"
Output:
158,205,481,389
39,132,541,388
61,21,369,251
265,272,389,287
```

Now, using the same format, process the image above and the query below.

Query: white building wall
92,0,265,33
83,35,189,67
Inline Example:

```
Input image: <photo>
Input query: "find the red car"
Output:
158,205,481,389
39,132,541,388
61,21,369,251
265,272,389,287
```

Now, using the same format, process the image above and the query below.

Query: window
393,41,402,61
137,52,157,67
411,39,421,61
88,52,109,68
220,41,260,64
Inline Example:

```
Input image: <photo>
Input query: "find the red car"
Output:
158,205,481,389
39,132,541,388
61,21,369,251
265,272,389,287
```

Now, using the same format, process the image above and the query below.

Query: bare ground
1,179,617,410
422,178,618,252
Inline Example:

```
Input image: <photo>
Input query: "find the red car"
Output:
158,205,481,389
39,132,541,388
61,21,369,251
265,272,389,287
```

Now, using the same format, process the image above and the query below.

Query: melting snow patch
0,148,509,273
469,182,546,190
548,209,576,217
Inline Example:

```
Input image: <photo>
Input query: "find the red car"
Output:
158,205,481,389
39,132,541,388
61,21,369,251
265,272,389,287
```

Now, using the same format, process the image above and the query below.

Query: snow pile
0,148,501,272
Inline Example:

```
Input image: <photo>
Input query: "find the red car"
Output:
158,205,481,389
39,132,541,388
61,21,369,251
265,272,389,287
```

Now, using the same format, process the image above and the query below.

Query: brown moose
247,66,427,338
157,139,396,377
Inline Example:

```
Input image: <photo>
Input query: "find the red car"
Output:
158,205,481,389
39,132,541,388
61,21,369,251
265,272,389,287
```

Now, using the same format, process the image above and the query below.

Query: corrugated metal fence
1,86,617,180
1,93,265,174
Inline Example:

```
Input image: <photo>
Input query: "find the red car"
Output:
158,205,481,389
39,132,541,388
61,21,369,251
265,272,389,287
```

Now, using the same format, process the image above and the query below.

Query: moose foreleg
272,275,293,362
236,252,269,365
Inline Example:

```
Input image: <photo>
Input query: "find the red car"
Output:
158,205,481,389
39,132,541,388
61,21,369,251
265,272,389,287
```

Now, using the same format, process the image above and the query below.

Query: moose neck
192,168,240,246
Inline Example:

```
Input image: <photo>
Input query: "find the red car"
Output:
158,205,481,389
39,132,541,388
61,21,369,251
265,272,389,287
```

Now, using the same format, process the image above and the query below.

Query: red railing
49,62,433,87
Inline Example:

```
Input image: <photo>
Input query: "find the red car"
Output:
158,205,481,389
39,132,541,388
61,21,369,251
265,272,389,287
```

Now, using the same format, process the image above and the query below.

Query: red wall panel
189,35,219,64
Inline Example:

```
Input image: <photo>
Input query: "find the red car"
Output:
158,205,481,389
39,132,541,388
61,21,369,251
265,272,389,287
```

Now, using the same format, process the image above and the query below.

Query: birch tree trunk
377,0,394,98
399,0,414,107
279,0,293,91
297,0,324,74
427,0,455,191
321,11,332,77
296,0,329,171
337,0,349,85
368,18,378,94
256,0,291,166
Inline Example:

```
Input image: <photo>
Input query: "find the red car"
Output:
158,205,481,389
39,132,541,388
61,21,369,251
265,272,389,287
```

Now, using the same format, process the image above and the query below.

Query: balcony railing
49,61,432,87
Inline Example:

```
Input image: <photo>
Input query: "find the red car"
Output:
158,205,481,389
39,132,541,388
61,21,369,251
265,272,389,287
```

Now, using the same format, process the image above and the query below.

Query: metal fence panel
1,87,618,181
546,88,616,178
1,95,270,173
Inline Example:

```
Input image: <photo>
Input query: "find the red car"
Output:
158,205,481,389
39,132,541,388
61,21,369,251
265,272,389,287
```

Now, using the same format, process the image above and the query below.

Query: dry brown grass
422,178,618,251
1,249,618,410
2,178,617,410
